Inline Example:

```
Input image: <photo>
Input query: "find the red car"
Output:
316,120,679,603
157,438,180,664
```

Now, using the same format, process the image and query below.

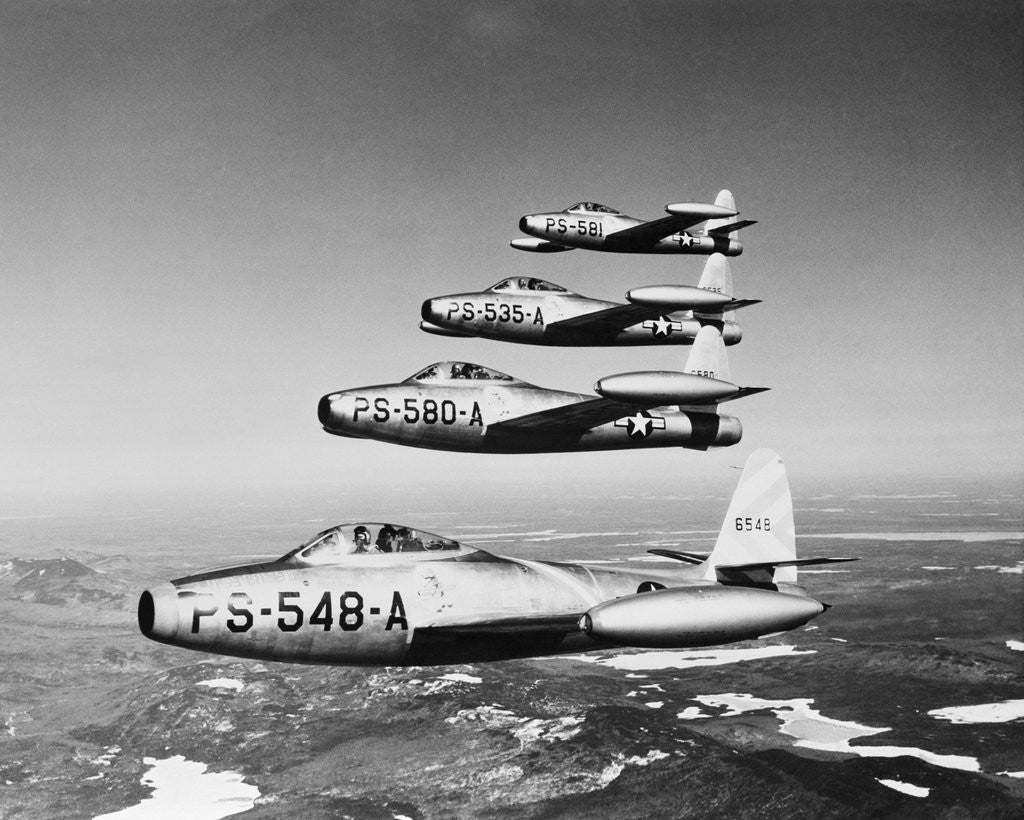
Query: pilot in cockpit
376,524,397,552
353,526,372,553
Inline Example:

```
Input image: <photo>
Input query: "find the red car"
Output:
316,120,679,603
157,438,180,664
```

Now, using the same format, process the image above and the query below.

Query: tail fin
684,325,730,383
697,253,734,296
702,449,797,584
696,253,736,320
703,190,738,237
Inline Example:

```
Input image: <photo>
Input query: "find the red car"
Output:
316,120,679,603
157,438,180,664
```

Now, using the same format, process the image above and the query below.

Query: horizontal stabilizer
723,386,770,402
715,557,858,588
647,549,709,565
707,219,757,236
696,298,761,315
716,557,860,571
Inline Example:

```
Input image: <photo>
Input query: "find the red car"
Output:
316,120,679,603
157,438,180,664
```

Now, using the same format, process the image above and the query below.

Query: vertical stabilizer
703,449,797,583
684,325,730,384
703,190,739,237
696,253,736,320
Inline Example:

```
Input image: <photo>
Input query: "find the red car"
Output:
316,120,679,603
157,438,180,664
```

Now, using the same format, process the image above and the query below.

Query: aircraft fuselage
318,381,741,453
139,550,816,666
421,290,742,346
519,213,743,255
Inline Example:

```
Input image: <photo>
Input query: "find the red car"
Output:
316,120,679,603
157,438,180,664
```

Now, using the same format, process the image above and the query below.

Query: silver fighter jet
318,326,766,454
138,449,855,666
421,253,759,346
511,190,755,255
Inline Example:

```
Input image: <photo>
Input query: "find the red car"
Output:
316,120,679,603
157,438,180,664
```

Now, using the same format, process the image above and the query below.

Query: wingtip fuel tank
626,285,734,312
664,202,737,220
594,371,741,404
580,585,825,648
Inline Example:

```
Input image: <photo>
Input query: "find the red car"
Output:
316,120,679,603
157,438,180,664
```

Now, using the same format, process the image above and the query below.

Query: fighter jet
138,449,855,665
318,325,766,454
420,253,759,346
511,190,755,255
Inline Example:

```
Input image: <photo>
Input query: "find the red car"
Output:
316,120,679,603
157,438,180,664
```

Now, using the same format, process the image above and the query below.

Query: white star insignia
615,411,667,439
642,315,683,337
676,232,694,247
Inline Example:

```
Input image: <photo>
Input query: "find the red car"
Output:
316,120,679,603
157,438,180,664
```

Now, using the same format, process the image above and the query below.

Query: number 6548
735,517,771,531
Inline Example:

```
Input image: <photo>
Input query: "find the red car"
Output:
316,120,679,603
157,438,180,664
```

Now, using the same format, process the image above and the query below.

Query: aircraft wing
487,397,647,433
605,213,711,249
547,298,761,342
415,613,583,637
706,219,757,237
544,304,664,342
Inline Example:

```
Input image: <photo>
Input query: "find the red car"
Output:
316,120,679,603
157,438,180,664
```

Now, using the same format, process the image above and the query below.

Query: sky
2,1,1021,503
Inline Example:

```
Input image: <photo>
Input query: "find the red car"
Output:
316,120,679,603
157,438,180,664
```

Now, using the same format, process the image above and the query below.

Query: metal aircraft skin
317,325,766,454
511,189,755,256
138,449,855,666
421,253,760,347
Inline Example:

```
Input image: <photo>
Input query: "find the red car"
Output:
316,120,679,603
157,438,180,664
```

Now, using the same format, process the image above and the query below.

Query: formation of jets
141,188,855,666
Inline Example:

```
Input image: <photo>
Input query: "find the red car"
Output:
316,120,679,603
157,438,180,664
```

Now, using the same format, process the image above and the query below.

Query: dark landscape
2,474,1022,818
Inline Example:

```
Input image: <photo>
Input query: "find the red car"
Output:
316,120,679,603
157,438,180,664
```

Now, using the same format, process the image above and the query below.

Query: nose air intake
138,590,155,634
137,583,179,641
420,299,435,321
519,216,528,232
318,394,334,427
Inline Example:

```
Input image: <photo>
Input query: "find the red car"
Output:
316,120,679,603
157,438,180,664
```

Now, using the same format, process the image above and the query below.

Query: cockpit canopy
564,202,619,214
283,524,468,565
488,277,569,293
405,361,515,382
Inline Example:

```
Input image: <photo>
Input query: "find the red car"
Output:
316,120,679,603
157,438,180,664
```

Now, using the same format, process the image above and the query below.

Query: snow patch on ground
876,778,929,797
927,699,1024,724
93,755,259,819
1006,641,1024,652
438,673,482,684
684,693,981,773
974,562,1024,574
197,679,244,692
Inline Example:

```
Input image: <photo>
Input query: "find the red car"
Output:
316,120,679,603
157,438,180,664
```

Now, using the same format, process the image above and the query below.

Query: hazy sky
2,1,1021,501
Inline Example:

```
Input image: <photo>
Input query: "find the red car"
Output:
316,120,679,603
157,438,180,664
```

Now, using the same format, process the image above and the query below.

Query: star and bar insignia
642,315,684,337
615,410,667,439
